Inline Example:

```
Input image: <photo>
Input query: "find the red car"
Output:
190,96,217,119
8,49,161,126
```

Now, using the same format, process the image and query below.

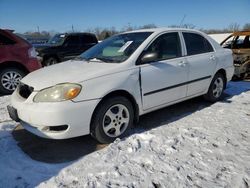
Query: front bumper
9,90,100,139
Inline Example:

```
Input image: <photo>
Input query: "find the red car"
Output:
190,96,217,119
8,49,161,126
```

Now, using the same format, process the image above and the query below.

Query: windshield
48,34,66,45
79,32,152,63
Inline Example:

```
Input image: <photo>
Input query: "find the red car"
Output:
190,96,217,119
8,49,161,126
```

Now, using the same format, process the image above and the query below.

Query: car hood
21,60,120,90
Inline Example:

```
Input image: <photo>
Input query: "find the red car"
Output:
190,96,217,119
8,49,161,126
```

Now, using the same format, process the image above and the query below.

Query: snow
0,81,250,187
208,33,232,44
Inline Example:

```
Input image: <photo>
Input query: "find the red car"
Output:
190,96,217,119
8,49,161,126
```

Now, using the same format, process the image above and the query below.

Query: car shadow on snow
12,125,107,163
12,81,250,164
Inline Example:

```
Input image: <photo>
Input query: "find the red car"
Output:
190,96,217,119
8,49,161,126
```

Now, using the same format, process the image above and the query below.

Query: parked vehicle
35,33,98,66
8,28,234,143
220,31,250,79
0,29,42,94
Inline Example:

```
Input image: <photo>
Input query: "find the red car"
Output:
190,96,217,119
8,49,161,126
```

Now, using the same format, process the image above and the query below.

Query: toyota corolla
8,28,234,143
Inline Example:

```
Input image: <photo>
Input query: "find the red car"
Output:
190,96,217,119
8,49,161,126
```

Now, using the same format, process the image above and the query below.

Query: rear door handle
209,55,216,61
178,61,187,67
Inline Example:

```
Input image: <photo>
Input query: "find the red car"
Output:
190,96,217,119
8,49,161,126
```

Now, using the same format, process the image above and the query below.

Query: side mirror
140,52,158,64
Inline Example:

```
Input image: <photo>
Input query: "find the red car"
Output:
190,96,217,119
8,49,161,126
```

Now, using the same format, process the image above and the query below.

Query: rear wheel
0,68,25,94
91,96,134,144
204,73,225,102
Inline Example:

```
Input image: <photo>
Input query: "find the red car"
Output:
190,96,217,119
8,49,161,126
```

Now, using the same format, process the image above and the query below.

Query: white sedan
8,28,234,143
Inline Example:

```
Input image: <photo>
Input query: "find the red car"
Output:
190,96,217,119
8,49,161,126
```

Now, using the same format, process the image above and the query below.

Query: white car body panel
9,28,234,139
140,56,188,110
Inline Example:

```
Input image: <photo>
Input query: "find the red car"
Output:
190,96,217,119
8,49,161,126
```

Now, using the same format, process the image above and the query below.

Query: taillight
28,47,38,58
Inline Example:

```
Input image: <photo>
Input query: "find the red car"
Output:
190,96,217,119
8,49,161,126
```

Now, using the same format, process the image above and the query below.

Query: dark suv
35,33,98,66
0,29,41,94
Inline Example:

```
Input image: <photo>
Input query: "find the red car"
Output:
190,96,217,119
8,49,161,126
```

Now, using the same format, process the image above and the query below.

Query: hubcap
212,77,224,98
1,71,22,91
102,104,130,137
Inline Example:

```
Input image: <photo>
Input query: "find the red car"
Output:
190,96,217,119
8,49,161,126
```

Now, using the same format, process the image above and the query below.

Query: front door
140,32,188,110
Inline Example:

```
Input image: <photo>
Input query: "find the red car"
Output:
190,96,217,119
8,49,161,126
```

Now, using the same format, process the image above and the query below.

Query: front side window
48,34,66,46
79,32,152,63
146,32,182,60
183,32,213,56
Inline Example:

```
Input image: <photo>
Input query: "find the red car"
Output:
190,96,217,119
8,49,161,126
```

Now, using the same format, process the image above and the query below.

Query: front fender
72,68,142,111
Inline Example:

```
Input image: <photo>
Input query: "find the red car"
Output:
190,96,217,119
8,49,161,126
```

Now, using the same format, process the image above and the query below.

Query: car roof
231,31,250,36
63,32,96,37
123,27,202,34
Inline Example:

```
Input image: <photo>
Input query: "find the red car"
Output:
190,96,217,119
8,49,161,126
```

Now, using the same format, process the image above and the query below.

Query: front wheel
204,73,225,102
91,96,134,144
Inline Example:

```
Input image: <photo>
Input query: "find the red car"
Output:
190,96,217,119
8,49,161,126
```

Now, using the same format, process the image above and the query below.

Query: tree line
20,22,250,41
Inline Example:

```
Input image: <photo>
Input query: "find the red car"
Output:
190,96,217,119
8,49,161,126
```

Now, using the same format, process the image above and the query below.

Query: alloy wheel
212,77,224,98
1,71,22,91
102,104,130,137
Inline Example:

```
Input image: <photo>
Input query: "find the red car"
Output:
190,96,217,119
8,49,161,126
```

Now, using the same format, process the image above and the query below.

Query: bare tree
228,23,240,32
139,24,157,29
243,23,250,31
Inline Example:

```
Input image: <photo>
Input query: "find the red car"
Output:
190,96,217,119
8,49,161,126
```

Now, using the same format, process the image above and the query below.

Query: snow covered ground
209,33,232,43
0,81,250,188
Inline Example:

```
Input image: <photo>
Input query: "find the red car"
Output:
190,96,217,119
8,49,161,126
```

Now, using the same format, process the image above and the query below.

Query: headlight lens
34,83,82,102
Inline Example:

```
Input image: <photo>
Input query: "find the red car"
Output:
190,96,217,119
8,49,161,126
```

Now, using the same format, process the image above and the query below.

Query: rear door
182,32,217,96
140,32,189,110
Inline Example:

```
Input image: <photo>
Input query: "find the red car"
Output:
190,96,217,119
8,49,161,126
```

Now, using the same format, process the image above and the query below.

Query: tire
91,96,134,144
44,57,58,66
204,73,225,102
0,68,26,95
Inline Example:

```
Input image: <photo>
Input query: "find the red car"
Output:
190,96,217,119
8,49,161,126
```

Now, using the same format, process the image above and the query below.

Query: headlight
34,83,82,102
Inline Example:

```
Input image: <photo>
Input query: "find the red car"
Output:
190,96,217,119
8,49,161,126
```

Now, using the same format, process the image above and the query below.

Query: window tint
81,35,97,44
0,34,15,45
147,32,182,60
183,32,213,55
65,36,80,47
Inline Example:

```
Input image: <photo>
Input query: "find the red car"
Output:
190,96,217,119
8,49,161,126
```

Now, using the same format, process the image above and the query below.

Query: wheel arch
215,68,227,88
42,54,60,66
90,90,140,131
0,61,29,74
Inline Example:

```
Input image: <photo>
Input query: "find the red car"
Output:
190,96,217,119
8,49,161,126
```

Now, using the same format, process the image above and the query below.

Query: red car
0,29,42,94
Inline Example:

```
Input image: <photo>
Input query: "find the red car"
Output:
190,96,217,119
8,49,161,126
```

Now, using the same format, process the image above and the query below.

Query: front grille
18,83,34,99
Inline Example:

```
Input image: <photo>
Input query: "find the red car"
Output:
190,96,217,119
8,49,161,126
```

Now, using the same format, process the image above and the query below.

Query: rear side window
81,35,97,44
183,32,213,56
0,33,15,45
65,36,80,47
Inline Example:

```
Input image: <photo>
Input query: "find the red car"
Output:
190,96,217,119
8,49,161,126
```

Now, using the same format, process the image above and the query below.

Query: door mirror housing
140,52,158,64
